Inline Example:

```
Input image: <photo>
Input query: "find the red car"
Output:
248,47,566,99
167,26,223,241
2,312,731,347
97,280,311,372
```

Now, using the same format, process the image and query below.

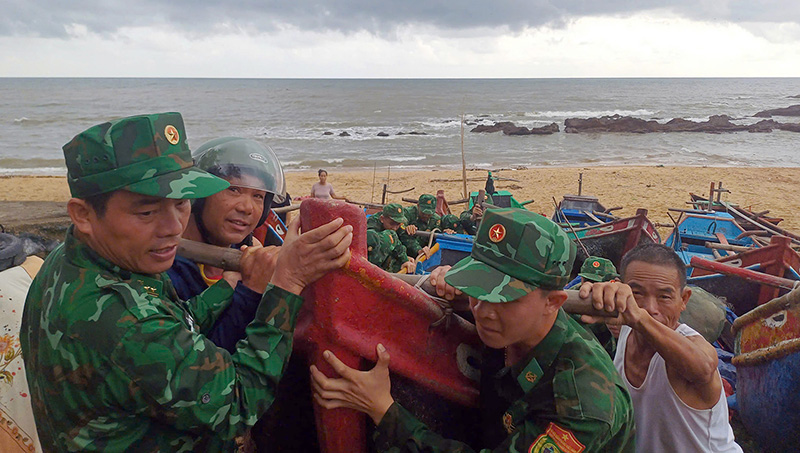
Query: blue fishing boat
664,209,758,275
732,287,800,451
552,194,620,228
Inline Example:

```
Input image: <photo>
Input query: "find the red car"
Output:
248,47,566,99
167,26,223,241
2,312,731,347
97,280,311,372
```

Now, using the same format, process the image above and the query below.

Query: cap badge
592,261,600,268
164,125,180,145
488,224,506,243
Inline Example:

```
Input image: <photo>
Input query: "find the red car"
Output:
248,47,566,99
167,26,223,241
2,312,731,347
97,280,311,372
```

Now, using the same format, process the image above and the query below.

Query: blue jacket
168,254,262,353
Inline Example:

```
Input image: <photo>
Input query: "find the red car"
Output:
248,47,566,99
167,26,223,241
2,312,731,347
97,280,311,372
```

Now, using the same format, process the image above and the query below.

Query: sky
2,1,800,78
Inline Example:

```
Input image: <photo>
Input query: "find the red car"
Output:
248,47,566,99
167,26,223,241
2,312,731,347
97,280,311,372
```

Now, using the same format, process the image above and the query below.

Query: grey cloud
2,0,799,38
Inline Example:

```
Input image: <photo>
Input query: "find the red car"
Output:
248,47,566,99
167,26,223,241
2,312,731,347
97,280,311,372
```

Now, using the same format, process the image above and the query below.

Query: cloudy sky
2,1,800,78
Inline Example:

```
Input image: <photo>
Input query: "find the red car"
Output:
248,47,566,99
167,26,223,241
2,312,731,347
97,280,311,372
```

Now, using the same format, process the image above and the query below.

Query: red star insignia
488,224,506,243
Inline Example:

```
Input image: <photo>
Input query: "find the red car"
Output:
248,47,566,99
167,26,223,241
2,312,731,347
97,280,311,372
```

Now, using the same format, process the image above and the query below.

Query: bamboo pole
461,113,467,199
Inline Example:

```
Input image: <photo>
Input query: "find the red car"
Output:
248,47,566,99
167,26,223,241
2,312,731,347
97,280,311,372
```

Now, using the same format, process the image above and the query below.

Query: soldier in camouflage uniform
20,112,353,451
367,229,415,273
441,213,466,234
402,194,440,258
458,193,494,236
311,208,635,452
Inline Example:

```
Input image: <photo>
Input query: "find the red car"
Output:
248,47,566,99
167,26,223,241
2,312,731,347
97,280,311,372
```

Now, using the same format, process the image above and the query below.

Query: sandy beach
2,166,800,237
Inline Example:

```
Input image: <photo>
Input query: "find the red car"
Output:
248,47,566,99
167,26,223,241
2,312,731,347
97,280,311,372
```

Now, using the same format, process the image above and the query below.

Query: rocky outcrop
564,114,800,134
377,132,389,137
754,104,800,117
471,121,559,135
338,131,350,137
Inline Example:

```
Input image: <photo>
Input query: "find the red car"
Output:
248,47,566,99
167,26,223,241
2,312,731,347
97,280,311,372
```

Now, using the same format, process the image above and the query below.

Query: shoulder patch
529,423,585,453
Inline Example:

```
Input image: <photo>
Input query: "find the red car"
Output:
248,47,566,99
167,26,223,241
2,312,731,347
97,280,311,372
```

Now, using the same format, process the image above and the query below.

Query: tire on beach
0,232,26,271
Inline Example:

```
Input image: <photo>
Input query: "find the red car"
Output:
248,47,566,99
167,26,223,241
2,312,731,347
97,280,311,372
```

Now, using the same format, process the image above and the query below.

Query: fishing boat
564,208,661,278
552,194,620,228
688,235,800,315
731,287,800,452
689,192,800,246
664,209,757,275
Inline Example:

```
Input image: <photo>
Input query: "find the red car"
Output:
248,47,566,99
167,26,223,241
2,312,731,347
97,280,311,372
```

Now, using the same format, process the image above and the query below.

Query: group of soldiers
366,193,487,273
16,111,745,452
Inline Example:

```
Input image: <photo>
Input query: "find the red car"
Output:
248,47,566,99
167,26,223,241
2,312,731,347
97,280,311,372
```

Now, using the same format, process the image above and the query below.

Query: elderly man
311,208,635,452
580,243,742,452
20,113,352,451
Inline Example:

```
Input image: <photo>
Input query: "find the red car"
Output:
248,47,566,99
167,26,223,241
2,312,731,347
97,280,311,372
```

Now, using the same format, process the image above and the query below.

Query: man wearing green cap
367,203,418,269
402,194,440,257
310,208,635,452
367,229,416,273
20,112,353,451
441,213,466,234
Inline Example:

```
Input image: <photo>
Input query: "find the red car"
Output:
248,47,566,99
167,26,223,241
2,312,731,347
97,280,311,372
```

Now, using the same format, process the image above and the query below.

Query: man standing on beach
20,112,353,451
580,243,742,452
311,208,635,452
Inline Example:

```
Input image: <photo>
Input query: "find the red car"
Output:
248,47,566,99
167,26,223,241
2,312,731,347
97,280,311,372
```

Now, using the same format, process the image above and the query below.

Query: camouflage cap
63,112,229,199
382,203,407,224
418,194,436,215
445,208,576,302
441,214,460,231
578,256,619,282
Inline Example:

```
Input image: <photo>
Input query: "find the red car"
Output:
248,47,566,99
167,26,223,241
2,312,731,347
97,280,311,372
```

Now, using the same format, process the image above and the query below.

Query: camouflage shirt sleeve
183,278,235,331
373,402,617,453
109,283,303,441
399,229,422,257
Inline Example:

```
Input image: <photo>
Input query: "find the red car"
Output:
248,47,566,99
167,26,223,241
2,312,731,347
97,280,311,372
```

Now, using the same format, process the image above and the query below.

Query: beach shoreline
2,166,800,236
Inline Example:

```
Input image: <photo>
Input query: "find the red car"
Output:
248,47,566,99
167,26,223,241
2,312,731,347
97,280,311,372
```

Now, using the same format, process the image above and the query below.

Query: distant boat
552,194,620,228
565,208,661,279
732,287,800,452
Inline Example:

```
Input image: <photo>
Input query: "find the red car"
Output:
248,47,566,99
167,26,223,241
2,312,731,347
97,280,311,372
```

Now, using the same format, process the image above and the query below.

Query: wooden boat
732,287,800,452
664,209,757,275
552,194,620,228
688,235,800,315
257,199,483,452
564,208,661,278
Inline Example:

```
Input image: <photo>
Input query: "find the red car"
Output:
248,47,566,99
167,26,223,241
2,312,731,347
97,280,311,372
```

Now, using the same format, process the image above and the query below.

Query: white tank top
615,324,742,453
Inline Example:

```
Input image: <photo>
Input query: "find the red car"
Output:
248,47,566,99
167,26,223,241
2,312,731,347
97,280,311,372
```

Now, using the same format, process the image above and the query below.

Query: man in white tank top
579,243,741,452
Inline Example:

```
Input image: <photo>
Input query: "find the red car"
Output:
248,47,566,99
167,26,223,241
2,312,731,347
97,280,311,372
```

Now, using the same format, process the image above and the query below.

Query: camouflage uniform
367,203,407,233
367,229,409,273
402,194,441,257
458,194,494,236
373,208,635,452
20,113,302,451
441,213,466,234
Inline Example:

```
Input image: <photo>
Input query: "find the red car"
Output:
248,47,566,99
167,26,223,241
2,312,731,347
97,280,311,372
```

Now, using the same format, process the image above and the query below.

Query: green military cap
578,256,619,282
441,213,460,231
382,203,407,224
445,208,576,302
418,194,436,215
63,112,229,199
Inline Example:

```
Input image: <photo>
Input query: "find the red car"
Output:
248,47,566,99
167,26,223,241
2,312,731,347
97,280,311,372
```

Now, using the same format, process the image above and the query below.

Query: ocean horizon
2,77,799,176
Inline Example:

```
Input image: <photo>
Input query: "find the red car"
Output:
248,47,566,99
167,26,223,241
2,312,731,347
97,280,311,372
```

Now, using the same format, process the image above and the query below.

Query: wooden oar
176,238,616,318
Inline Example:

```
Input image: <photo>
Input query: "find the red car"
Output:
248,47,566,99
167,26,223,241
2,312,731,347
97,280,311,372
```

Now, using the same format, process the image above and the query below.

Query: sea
1,77,799,176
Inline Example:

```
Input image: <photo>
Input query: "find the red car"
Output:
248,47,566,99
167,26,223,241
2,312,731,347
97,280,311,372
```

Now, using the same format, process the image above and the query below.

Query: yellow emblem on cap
489,224,506,243
164,125,180,145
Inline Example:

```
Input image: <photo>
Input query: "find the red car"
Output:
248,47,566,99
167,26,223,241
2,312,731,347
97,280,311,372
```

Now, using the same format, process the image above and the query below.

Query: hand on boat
429,265,462,301
237,244,280,293
401,258,416,274
310,344,395,426
270,216,353,295
578,281,645,328
405,224,418,235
